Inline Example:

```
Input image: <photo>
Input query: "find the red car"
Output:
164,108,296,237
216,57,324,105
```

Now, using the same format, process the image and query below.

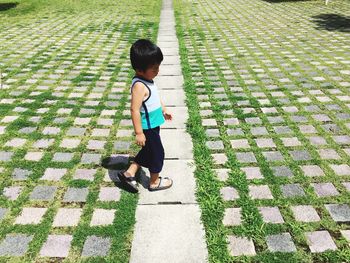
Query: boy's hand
163,110,172,121
135,133,146,146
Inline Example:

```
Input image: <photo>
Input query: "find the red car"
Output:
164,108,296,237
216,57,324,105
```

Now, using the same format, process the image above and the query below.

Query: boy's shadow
101,155,150,193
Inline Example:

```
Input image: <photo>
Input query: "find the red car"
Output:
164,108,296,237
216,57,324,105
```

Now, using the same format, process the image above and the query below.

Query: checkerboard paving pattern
174,0,350,260
0,0,161,261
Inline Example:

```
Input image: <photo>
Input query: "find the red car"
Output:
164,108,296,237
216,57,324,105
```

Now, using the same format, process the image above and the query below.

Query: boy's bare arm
161,100,172,121
131,82,147,146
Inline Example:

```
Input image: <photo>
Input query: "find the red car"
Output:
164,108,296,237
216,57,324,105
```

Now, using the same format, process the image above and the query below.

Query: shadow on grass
101,155,149,193
0,2,18,11
312,13,350,32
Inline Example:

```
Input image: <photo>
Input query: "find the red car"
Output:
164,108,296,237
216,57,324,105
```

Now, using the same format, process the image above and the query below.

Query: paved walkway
129,0,208,262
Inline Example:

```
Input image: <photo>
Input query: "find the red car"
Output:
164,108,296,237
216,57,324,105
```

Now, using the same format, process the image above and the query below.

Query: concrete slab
138,160,196,204
162,107,188,129
155,75,184,90
161,129,193,159
162,55,181,65
159,89,186,106
130,204,208,263
159,64,182,76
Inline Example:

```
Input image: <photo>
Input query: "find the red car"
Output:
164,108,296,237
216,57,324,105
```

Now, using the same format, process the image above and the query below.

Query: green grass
174,0,350,262
0,0,162,262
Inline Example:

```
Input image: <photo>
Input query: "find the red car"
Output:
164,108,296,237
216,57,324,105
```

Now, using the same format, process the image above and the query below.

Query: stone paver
15,207,47,225
30,185,57,201
98,187,120,202
266,233,296,252
0,234,33,256
63,187,89,202
82,236,111,257
291,205,320,222
305,231,337,253
227,236,256,256
39,235,72,258
223,208,241,226
258,207,284,224
52,208,82,227
325,204,350,222
90,209,116,226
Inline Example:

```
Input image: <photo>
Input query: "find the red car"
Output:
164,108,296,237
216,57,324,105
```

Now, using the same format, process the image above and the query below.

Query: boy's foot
148,176,173,192
117,171,138,193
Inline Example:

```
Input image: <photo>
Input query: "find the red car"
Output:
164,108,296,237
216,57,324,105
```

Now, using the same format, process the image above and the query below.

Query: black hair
130,39,163,72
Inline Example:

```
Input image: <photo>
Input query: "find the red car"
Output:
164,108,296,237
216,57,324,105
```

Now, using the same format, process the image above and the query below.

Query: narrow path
129,0,208,262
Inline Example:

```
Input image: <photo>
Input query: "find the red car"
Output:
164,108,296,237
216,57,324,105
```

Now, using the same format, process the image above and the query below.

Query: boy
117,39,173,193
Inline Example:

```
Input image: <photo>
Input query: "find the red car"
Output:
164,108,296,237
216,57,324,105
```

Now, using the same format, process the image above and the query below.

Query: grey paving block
130,204,208,262
311,183,339,197
291,205,320,222
15,207,47,225
12,168,32,180
241,167,263,180
206,141,224,150
24,151,44,161
113,141,131,151
81,153,101,164
90,209,116,226
305,231,337,253
39,235,72,257
231,139,250,149
63,187,89,202
281,184,305,197
3,186,22,200
73,169,96,181
53,152,74,162
0,234,33,256
53,208,82,227
258,206,284,223
262,151,284,162
220,187,239,201
98,187,120,202
251,126,269,135
300,165,324,177
236,152,257,163
227,235,256,256
33,139,54,149
333,135,350,145
317,149,341,160
249,185,273,199
272,166,293,177
266,233,296,252
82,236,111,257
30,185,57,201
0,151,13,162
329,164,350,176
289,150,312,161
223,208,241,226
325,204,350,222
66,127,86,136
88,140,106,150
41,168,67,181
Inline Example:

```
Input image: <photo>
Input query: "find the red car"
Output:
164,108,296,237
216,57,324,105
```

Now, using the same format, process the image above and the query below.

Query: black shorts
134,126,164,173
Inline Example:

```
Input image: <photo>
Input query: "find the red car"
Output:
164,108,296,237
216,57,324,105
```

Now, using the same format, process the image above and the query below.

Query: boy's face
138,64,160,80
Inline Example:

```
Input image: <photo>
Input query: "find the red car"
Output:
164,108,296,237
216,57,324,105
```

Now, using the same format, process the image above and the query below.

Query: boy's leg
124,162,140,177
149,172,172,190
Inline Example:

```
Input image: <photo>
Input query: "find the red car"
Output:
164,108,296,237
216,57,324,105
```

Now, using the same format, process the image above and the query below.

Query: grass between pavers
174,0,350,262
0,0,162,261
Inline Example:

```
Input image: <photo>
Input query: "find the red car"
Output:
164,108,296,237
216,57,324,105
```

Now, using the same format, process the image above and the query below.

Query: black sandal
117,171,138,193
148,177,173,192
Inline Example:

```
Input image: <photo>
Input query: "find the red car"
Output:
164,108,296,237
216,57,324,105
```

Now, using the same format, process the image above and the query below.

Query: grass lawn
174,0,350,262
0,0,161,262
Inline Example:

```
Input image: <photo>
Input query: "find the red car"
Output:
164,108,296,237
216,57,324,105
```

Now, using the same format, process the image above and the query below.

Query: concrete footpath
129,0,208,262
